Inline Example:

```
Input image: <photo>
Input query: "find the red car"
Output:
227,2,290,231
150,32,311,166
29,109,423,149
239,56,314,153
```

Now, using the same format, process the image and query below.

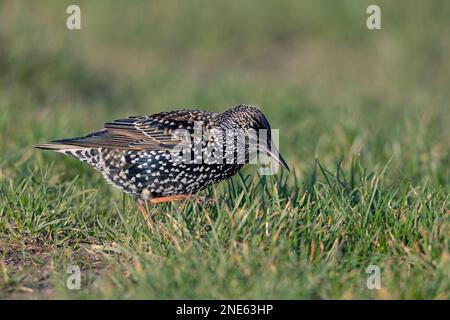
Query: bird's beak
259,141,290,171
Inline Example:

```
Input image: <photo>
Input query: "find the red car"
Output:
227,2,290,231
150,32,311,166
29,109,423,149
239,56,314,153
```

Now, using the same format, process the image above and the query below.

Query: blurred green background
1,0,449,182
0,0,449,299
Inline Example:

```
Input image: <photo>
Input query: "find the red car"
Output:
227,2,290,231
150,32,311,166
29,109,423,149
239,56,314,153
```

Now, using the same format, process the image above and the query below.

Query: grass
0,0,449,299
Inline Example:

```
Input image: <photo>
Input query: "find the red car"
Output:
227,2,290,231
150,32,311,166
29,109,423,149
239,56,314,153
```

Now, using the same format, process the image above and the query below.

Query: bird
35,104,289,228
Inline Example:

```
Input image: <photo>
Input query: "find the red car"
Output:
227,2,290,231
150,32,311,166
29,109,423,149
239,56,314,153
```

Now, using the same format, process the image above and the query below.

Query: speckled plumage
36,104,289,203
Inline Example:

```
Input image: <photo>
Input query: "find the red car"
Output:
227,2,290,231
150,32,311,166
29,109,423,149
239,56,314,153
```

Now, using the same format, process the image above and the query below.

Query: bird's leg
149,194,213,206
138,195,190,230
149,195,191,204
138,195,212,229
137,199,152,230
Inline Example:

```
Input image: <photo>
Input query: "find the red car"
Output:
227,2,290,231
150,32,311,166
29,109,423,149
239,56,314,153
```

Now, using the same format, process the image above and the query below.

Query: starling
35,104,289,227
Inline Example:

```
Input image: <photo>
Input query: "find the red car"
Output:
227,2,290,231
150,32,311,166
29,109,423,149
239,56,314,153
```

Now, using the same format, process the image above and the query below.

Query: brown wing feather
48,109,217,150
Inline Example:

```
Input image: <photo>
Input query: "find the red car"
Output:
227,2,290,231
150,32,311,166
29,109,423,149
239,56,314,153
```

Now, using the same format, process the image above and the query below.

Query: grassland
0,0,449,299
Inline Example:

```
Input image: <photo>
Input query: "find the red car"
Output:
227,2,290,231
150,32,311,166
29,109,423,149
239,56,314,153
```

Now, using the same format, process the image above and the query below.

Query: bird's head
219,104,290,171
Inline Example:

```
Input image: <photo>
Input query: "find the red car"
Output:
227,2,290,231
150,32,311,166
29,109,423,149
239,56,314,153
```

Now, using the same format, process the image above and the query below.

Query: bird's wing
49,109,217,150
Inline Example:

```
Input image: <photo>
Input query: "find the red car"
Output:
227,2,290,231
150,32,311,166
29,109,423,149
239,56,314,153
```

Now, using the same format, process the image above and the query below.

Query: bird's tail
34,143,81,153
35,143,104,172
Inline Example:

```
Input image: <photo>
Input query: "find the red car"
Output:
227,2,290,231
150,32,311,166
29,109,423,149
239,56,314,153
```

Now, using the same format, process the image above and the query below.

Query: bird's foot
137,195,215,229
190,195,214,206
